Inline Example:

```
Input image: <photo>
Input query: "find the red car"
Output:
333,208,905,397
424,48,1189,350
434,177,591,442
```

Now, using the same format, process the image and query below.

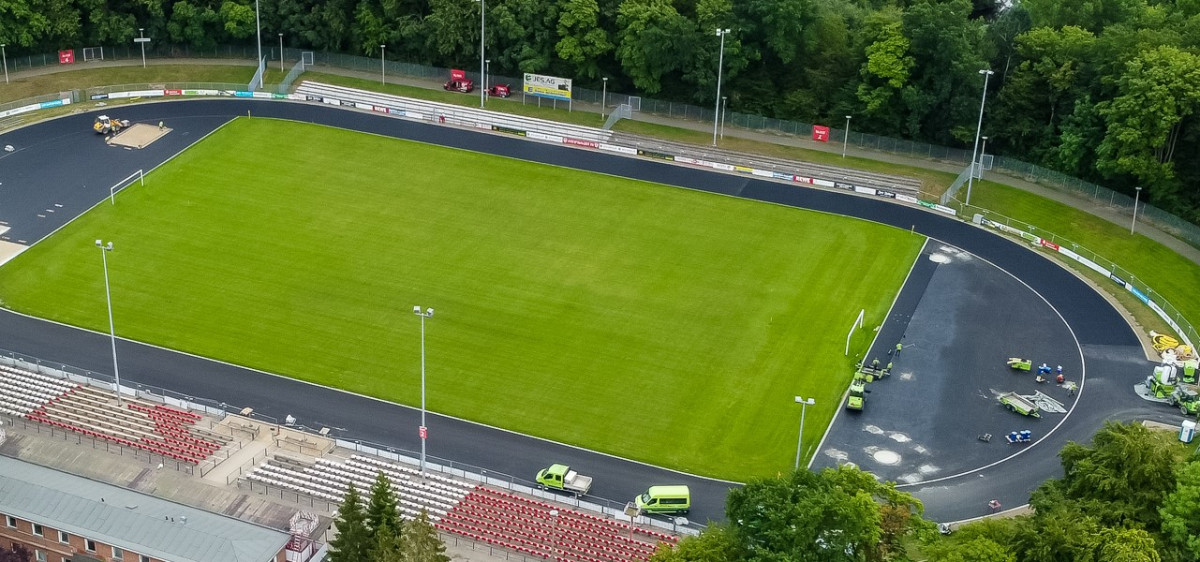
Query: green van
634,485,691,515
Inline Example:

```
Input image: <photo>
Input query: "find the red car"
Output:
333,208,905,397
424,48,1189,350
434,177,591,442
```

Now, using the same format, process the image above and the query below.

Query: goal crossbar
845,308,865,356
109,169,144,204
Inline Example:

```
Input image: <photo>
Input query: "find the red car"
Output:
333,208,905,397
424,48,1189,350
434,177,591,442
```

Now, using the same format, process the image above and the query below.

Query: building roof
0,455,290,562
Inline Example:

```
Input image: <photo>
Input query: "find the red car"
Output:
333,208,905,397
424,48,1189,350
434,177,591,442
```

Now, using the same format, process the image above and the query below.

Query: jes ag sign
523,73,572,102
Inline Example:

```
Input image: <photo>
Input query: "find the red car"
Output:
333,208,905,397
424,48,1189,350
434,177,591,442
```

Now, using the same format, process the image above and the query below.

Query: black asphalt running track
0,99,1173,524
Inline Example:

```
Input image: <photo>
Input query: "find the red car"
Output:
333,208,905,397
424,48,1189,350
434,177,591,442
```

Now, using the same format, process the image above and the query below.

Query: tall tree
1095,45,1200,210
614,0,694,94
371,519,407,562
1043,421,1186,529
328,484,372,562
555,0,611,78
649,523,742,562
1159,460,1200,560
401,509,450,562
0,544,32,562
726,466,927,562
367,471,402,539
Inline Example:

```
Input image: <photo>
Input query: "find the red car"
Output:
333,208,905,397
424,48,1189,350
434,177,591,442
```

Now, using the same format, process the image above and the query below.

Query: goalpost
82,47,104,62
109,169,144,204
845,308,865,356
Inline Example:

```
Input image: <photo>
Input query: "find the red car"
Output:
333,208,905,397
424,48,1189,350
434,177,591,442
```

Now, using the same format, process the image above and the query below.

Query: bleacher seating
1,365,226,465
438,486,673,562
240,450,673,562
295,81,614,144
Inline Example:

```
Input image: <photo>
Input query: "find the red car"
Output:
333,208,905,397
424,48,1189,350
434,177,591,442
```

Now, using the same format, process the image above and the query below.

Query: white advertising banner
523,73,572,101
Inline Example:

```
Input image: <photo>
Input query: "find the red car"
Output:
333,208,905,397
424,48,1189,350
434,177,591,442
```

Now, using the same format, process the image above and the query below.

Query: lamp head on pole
413,306,434,318
716,28,730,36
96,240,113,251
794,396,815,406
979,69,994,76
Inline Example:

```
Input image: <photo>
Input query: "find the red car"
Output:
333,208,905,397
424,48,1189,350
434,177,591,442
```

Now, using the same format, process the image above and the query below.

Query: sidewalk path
5,57,1198,267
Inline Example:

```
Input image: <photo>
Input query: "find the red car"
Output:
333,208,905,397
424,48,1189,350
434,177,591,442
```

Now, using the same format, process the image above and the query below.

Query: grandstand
2,361,681,561
0,363,231,464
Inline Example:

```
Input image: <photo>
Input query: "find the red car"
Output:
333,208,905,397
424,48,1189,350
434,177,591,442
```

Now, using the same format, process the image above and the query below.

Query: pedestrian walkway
4,56,1198,267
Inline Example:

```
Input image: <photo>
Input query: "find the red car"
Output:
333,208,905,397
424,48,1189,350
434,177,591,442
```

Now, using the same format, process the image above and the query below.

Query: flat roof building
0,455,291,562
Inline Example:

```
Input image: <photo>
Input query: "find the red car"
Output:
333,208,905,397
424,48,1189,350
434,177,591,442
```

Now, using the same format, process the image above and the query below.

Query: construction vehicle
1006,357,1032,371
846,373,869,411
443,69,475,93
1147,364,1179,398
93,115,131,134
1168,386,1200,416
998,392,1041,417
535,464,592,496
856,358,889,381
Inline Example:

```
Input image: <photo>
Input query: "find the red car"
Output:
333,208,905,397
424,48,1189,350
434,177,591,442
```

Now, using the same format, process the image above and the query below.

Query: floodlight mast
413,305,435,472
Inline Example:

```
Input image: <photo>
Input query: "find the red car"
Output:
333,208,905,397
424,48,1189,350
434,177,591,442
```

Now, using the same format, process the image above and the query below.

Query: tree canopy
4,0,1198,221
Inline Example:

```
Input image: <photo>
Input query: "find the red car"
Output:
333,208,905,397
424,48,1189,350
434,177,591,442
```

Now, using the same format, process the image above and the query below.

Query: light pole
720,96,728,138
841,115,852,158
712,28,730,146
279,33,284,72
478,0,486,109
96,241,122,405
965,68,994,206
254,0,262,72
1,44,7,84
1131,186,1143,235
413,306,434,473
601,77,608,120
794,396,814,470
380,45,386,85
137,29,146,68
485,59,490,96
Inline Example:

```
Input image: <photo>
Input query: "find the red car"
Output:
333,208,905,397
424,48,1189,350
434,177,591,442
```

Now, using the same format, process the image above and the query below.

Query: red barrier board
812,125,830,142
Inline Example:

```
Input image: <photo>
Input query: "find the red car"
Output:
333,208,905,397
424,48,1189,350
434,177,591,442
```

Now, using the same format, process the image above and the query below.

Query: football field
0,118,924,479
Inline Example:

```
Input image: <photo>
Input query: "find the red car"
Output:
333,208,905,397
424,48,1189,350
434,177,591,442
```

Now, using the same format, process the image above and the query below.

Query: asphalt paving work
813,240,1083,482
0,98,1171,524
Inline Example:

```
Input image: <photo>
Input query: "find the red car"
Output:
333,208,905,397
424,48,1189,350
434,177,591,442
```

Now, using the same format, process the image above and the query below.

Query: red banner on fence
451,69,466,81
59,50,75,64
812,125,830,142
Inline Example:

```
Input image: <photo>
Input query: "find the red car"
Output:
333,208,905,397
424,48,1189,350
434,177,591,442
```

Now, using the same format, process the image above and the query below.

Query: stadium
0,77,1168,552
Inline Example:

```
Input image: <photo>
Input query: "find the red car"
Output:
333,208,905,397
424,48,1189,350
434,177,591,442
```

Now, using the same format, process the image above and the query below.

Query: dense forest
2,0,1199,222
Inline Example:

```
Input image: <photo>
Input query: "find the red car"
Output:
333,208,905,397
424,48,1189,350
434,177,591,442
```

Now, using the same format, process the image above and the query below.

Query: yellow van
634,485,691,514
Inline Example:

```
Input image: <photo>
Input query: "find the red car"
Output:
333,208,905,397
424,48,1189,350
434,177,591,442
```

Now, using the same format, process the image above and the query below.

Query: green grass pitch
0,118,925,479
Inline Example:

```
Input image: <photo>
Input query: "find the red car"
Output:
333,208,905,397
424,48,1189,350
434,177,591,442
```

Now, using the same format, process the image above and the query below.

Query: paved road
0,98,1158,523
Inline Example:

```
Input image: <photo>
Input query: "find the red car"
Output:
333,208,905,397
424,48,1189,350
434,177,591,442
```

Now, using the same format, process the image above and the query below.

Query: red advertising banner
812,125,830,142
59,50,75,64
564,137,599,149
451,69,466,81
1039,239,1060,251
165,89,182,96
